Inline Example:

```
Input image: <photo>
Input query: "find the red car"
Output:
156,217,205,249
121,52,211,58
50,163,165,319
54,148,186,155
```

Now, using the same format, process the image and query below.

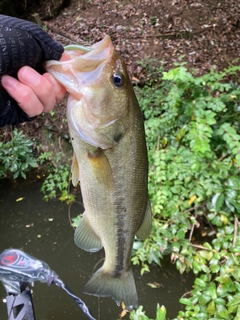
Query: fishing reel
0,248,57,294
0,248,95,320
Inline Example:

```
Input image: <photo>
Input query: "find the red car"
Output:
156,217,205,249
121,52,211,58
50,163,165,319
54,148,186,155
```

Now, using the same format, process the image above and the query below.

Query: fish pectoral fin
83,267,138,310
71,152,80,186
88,149,113,189
74,213,102,252
136,198,152,240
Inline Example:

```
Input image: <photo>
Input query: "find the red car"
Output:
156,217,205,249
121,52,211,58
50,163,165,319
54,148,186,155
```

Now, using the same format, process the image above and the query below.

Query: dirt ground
4,0,240,152
43,0,240,79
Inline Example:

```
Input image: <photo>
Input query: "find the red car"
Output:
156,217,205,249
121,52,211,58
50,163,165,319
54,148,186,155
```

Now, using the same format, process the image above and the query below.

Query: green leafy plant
39,151,75,203
133,61,240,319
177,229,240,319
129,304,166,320
0,128,38,179
71,214,82,228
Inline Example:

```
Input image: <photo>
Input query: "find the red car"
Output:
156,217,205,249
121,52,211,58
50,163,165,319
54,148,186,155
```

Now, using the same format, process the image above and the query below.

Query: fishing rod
0,248,96,320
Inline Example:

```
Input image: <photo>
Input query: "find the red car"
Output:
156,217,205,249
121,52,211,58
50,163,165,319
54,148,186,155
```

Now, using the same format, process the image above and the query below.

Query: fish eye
112,73,125,87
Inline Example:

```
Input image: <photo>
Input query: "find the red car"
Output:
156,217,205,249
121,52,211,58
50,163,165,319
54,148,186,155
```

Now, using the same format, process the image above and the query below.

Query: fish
45,35,152,310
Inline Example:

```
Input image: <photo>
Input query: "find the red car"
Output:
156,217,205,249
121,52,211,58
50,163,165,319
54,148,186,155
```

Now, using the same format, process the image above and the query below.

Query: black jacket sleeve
0,15,64,127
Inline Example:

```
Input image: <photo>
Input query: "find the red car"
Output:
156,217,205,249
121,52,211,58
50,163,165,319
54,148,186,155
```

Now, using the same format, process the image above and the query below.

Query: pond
0,176,194,319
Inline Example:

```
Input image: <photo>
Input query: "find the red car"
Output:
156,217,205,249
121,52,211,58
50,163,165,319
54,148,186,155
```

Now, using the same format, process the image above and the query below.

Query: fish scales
45,35,152,310
103,113,148,277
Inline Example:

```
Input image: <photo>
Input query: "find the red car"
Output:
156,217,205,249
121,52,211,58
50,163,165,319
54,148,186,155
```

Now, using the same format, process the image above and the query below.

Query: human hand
0,14,65,127
2,53,69,118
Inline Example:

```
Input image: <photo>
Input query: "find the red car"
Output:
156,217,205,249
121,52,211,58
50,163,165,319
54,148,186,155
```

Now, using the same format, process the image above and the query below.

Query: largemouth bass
45,36,152,310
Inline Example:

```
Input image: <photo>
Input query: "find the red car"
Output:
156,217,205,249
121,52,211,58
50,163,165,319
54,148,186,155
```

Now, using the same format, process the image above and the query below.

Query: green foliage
71,214,82,228
0,127,75,203
133,62,240,319
175,227,240,319
0,128,38,179
129,304,166,320
39,151,74,203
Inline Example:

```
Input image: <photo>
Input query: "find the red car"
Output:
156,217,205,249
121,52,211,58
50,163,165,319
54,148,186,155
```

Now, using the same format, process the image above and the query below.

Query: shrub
0,128,38,179
132,62,240,319
39,151,74,203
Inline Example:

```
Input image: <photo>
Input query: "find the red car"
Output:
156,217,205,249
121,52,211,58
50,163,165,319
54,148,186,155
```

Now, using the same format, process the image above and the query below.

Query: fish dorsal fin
136,199,152,240
71,152,80,187
74,213,102,252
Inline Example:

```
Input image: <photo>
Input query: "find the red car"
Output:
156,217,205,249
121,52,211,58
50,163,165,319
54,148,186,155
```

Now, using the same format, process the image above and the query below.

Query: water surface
0,177,194,319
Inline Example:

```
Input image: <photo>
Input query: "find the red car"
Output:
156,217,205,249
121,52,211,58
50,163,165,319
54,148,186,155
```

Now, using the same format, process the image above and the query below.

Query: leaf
207,300,215,315
194,277,207,288
198,293,211,305
225,199,235,212
129,306,153,320
227,294,240,313
216,305,228,318
156,304,166,320
176,229,185,240
214,298,226,306
119,309,128,318
71,215,82,228
147,282,161,289
188,195,196,205
198,250,213,261
212,193,224,211
119,302,129,318
150,250,161,265
220,214,228,225
179,298,192,306
16,197,24,202
209,282,217,300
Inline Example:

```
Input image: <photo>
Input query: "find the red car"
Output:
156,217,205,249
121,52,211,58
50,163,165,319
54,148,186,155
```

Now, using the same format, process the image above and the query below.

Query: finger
17,66,57,113
61,51,71,61
42,72,66,104
2,75,45,117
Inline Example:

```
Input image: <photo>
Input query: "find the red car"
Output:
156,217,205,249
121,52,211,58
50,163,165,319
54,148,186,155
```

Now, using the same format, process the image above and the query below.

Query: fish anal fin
83,267,138,310
74,213,102,252
71,152,80,187
136,199,152,240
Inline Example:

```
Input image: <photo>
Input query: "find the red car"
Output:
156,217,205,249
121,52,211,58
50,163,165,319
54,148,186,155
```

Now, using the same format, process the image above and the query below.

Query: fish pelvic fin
74,213,102,252
83,267,138,310
71,152,80,186
136,198,152,240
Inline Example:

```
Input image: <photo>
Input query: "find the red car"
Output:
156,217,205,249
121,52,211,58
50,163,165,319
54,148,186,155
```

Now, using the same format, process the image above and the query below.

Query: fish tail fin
83,267,138,310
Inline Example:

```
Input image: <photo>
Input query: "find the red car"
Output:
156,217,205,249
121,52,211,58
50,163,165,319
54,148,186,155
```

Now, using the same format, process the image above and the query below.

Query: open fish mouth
63,35,114,76
45,36,127,149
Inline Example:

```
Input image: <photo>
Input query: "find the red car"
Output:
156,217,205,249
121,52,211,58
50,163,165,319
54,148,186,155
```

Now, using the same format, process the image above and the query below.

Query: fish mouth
65,36,126,149
64,35,114,72
45,35,127,149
